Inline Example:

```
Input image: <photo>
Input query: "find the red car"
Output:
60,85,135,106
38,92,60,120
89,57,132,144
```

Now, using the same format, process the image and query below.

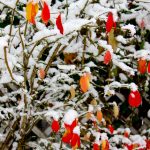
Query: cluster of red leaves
62,119,80,149
26,0,64,34
50,118,80,149
138,58,150,74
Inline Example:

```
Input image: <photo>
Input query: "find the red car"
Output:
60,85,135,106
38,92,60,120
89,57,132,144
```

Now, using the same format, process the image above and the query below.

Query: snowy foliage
0,0,149,149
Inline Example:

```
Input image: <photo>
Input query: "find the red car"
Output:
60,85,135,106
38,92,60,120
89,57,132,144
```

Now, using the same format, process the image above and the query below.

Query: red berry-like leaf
106,12,115,33
128,90,142,107
41,2,50,24
56,13,64,34
104,50,112,65
51,119,60,132
93,143,100,150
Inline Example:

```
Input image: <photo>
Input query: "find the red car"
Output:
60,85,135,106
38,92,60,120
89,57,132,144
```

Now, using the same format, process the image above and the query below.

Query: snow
101,133,108,140
119,73,128,82
130,83,138,91
116,35,127,44
45,110,60,121
73,126,80,135
121,24,136,36
57,64,76,70
63,109,78,125
88,105,94,112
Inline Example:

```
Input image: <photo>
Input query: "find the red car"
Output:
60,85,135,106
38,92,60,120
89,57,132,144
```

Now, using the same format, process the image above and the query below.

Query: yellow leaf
101,140,106,150
113,102,119,118
86,112,92,120
108,28,118,52
64,53,77,64
26,1,39,24
69,86,75,100
90,99,97,106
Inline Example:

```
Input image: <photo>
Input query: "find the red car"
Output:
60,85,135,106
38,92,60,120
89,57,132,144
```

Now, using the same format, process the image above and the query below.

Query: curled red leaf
41,2,50,24
104,50,112,65
106,12,116,33
56,13,64,34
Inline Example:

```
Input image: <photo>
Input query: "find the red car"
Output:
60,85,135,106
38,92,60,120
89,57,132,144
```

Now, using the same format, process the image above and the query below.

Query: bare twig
4,46,15,80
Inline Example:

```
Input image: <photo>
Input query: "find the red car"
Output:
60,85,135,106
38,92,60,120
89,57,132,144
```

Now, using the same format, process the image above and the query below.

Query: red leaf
106,12,115,33
41,2,50,24
146,139,150,149
56,13,64,34
108,125,114,134
62,130,73,143
64,119,78,132
71,133,80,149
104,50,112,65
51,119,60,133
128,90,142,107
138,58,147,74
125,144,134,150
147,61,150,74
93,143,100,150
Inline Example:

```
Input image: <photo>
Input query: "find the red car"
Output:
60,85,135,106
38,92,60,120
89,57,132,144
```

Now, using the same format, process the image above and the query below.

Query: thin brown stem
4,46,15,80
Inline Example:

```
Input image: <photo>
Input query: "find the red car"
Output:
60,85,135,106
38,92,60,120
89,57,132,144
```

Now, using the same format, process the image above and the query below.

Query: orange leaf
39,68,46,79
101,140,109,150
26,1,39,24
41,1,50,24
80,73,90,93
64,53,77,64
138,58,147,74
96,110,103,123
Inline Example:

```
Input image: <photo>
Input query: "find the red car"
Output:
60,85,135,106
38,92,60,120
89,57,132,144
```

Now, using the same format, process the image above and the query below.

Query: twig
9,0,19,36
0,118,20,149
82,36,86,68
0,1,24,18
4,46,15,80
45,43,62,74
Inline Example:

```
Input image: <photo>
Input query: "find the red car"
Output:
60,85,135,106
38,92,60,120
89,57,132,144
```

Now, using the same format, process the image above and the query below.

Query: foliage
0,0,149,149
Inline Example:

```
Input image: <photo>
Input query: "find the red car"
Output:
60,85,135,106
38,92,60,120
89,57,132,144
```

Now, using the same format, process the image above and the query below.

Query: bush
0,0,149,149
